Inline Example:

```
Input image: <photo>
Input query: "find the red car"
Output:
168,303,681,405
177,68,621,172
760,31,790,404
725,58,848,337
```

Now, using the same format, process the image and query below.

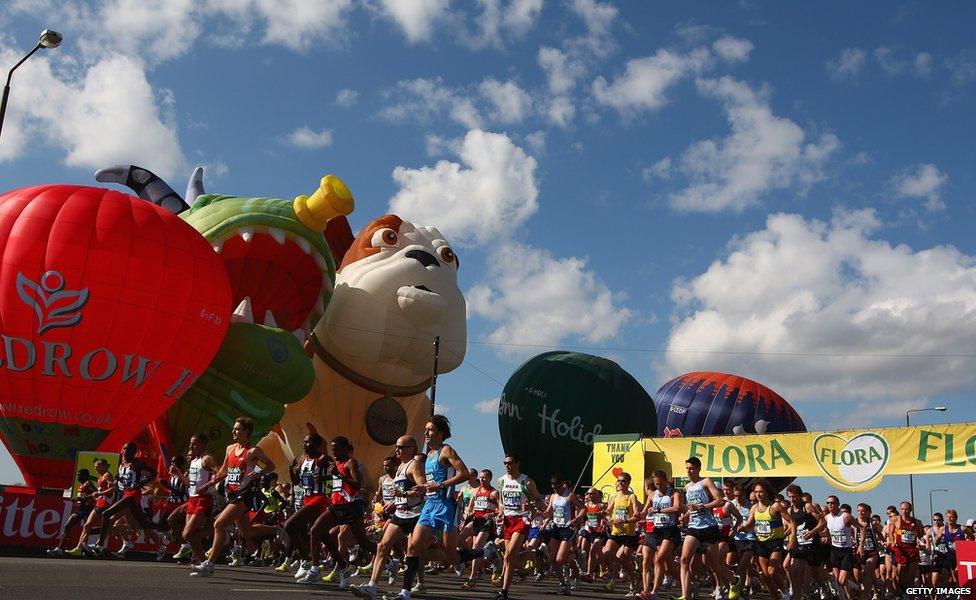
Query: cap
966,519,975,527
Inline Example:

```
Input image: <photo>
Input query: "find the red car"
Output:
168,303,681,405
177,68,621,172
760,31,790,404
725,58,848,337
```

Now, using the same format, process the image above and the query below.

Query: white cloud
890,163,948,211
378,0,450,44
335,88,359,107
826,47,866,81
914,52,935,77
523,130,546,154
664,209,976,402
473,397,500,414
642,157,672,182
379,77,532,128
712,36,753,63
945,46,976,87
0,47,186,180
592,48,711,116
78,0,203,63
874,46,907,76
478,78,533,123
663,76,840,212
467,0,543,49
285,126,334,150
389,129,538,246
468,241,632,353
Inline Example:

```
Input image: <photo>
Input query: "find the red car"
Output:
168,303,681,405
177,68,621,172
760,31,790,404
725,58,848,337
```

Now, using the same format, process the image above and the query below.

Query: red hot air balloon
0,185,231,489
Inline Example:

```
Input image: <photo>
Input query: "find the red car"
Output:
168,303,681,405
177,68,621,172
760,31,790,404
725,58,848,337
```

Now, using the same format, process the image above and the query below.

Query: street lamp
906,405,948,511
0,29,63,142
929,488,948,526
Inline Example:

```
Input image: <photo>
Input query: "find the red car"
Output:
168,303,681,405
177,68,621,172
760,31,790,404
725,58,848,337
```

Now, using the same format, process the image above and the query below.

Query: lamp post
0,29,62,142
929,488,948,526
907,405,947,511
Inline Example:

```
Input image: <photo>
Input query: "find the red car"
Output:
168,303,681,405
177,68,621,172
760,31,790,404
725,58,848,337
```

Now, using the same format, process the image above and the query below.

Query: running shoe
556,583,571,595
65,548,84,558
454,564,465,577
410,583,425,593
294,561,311,579
729,581,742,600
569,578,580,591
357,565,373,578
381,592,409,600
297,566,321,584
339,564,358,589
322,569,340,583
46,548,64,557
113,542,133,559
190,561,215,577
534,571,546,583
780,591,792,600
461,580,478,590
603,580,615,593
351,583,380,600
493,591,508,600
387,569,398,585
275,559,291,573
228,554,244,567
173,544,192,560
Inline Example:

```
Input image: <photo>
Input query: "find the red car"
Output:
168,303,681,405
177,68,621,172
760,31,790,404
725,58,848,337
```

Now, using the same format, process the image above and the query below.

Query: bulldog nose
405,249,440,268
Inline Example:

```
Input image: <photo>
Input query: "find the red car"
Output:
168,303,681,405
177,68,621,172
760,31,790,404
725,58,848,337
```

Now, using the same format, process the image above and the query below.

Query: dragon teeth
239,228,254,243
293,236,312,254
212,242,223,253
313,253,329,273
263,310,278,327
269,228,286,245
231,296,254,324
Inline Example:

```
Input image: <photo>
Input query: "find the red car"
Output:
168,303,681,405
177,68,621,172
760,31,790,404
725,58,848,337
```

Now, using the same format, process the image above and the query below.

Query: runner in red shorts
279,433,333,575
181,433,218,565
886,500,923,594
157,455,191,559
496,454,544,600
94,442,156,554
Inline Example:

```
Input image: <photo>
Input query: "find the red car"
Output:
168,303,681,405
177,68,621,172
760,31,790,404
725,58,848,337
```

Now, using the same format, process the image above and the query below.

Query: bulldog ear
324,216,354,267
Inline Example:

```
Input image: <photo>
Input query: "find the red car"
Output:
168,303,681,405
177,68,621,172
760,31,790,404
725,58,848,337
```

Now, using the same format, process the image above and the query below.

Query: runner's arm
250,445,276,474
728,501,743,528
701,478,724,510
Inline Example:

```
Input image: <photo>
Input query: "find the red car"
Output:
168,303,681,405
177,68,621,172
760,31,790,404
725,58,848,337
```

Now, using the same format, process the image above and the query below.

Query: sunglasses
503,461,515,465
617,479,628,483
826,501,838,505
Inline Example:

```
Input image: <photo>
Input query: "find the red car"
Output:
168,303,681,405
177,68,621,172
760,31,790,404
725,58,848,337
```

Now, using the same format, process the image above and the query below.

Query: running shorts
186,495,213,516
580,529,608,543
418,499,457,534
686,526,721,545
550,526,576,543
226,486,256,506
502,515,529,540
756,538,786,559
332,499,366,525
644,526,680,548
472,516,495,534
829,547,855,572
390,514,420,532
609,534,639,549
891,544,919,566
121,489,142,502
303,494,330,513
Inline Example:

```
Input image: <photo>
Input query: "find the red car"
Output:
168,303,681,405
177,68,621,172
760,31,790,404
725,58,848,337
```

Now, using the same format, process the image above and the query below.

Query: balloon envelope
499,351,656,488
655,371,805,490
0,185,231,488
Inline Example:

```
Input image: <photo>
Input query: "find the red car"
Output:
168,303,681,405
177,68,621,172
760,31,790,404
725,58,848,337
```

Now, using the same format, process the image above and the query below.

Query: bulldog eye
372,228,399,247
438,246,456,264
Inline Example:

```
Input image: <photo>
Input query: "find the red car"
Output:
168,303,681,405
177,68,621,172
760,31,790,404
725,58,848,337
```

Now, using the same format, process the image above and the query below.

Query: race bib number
652,513,671,526
503,490,523,510
900,530,916,544
226,468,242,486
474,496,489,511
797,524,813,546
613,508,628,521
830,529,847,546
936,543,948,554
755,521,772,537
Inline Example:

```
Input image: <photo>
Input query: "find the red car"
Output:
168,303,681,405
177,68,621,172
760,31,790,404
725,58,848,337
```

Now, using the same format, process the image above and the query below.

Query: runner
784,484,825,600
181,434,218,566
191,417,276,576
713,484,743,580
602,471,641,595
681,457,736,600
886,501,923,595
456,468,480,548
461,468,500,589
853,503,881,600
489,452,544,600
578,488,609,584
93,442,157,554
278,433,332,576
544,474,584,595
351,435,425,599
824,495,857,600
640,469,682,600
67,459,117,556
157,455,191,560
385,415,497,600
730,484,757,599
936,509,965,587
301,436,376,586
48,469,97,556
739,479,793,600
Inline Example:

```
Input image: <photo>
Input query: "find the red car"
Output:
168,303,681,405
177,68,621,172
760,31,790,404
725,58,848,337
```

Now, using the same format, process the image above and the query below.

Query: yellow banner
591,434,647,502
595,422,976,492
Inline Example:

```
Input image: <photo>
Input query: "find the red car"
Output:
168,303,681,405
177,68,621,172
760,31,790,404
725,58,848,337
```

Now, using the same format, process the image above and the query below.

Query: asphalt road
0,555,693,600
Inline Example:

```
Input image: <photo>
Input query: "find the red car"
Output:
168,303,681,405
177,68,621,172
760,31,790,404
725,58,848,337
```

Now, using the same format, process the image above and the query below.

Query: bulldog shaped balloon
276,214,466,472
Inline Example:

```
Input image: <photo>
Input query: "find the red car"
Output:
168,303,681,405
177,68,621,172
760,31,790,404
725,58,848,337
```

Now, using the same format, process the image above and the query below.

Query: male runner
158,455,191,559
48,469,97,556
180,433,217,564
191,417,276,576
461,468,500,589
94,442,157,554
278,433,332,576
887,501,923,594
824,495,860,600
352,435,426,599
640,469,682,600
386,415,498,600
603,472,641,594
681,457,736,600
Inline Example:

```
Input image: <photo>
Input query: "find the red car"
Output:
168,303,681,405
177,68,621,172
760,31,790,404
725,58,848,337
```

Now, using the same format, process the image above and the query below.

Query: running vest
894,518,921,547
714,502,734,536
826,512,853,548
331,458,360,504
424,449,455,502
379,474,396,506
790,505,818,547
188,457,211,497
856,519,877,552
650,487,677,529
458,482,475,512
299,456,330,496
225,445,254,493
392,458,423,519
551,491,573,527
755,504,785,541
96,473,115,506
117,462,142,491
685,480,717,529
167,474,189,504
937,525,964,554
473,487,498,518
734,502,755,541
500,473,531,517
585,502,608,533
261,487,280,513
610,492,636,536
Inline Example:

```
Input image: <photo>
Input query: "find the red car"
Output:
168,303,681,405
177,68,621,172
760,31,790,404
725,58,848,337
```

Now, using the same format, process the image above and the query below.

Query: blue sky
1,1,975,519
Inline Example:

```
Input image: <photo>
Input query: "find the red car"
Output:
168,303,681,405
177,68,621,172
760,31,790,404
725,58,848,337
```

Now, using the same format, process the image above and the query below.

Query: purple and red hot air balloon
655,371,805,490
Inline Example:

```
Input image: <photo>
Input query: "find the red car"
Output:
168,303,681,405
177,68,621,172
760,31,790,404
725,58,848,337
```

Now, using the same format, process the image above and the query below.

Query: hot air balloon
499,351,657,488
654,371,806,490
0,185,231,489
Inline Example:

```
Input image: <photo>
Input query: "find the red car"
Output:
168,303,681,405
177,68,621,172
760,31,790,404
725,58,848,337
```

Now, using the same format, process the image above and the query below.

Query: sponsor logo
812,432,890,490
668,405,687,415
16,270,89,335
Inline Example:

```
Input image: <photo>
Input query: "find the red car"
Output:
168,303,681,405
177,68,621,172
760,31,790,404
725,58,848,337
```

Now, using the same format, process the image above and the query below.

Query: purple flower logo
16,270,90,334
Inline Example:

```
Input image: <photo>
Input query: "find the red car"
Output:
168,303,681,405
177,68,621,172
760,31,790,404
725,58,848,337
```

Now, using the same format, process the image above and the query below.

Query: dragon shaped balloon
95,165,467,478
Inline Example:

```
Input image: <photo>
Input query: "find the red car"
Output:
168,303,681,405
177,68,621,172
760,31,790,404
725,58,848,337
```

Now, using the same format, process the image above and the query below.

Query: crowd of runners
44,415,974,600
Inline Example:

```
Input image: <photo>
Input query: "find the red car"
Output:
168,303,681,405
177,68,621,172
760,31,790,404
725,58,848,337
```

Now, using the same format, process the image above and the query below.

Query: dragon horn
185,166,205,204
94,164,190,214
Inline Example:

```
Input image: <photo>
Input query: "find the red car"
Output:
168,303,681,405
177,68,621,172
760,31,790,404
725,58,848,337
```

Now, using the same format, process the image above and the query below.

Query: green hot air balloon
498,351,656,488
